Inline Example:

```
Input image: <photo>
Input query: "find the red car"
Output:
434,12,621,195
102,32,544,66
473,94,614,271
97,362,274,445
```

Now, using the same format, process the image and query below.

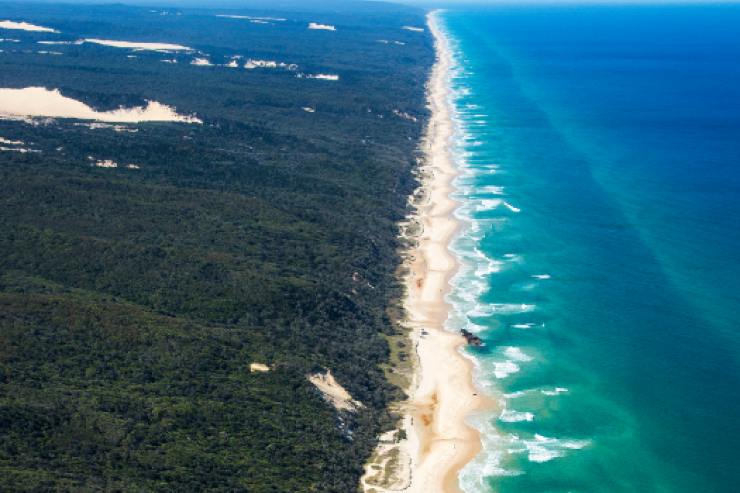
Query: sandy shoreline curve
362,10,492,493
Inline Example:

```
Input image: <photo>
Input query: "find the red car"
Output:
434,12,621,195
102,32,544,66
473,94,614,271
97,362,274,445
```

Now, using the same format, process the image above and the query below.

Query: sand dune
83,38,192,51
191,57,213,66
244,59,296,70
217,14,286,22
0,87,201,124
297,73,339,81
0,20,59,33
308,22,336,31
0,137,24,145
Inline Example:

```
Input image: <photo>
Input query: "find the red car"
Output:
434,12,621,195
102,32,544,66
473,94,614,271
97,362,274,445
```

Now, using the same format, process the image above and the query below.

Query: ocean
436,4,740,492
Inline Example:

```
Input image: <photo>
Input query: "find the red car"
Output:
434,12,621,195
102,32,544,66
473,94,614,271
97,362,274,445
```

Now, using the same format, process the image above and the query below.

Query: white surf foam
503,201,521,213
473,261,499,277
541,387,569,396
475,198,502,211
522,434,590,463
496,303,536,314
511,323,534,329
503,346,533,362
499,409,535,423
468,304,494,318
503,390,528,399
459,416,522,489
494,360,520,379
479,185,505,195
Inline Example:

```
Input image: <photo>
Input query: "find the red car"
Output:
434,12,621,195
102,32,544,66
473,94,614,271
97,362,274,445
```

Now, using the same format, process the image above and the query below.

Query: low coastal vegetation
0,1,433,491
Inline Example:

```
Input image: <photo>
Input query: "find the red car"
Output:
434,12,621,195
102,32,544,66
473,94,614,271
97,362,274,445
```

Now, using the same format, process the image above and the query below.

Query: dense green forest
0,1,433,491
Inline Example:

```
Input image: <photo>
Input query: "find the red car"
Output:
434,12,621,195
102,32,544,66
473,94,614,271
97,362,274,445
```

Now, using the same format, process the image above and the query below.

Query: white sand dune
38,40,73,45
83,38,192,52
0,146,39,153
0,137,24,145
244,59,296,70
74,122,138,133
190,57,213,66
93,159,117,168
244,59,277,69
308,22,336,31
90,157,140,169
217,14,286,22
0,136,38,153
0,87,201,124
0,20,59,33
377,39,406,46
297,73,339,81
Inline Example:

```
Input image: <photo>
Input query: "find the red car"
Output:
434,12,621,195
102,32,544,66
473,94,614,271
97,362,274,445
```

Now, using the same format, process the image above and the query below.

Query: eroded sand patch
88,157,140,169
250,363,270,373
0,87,201,124
0,135,39,153
308,370,362,412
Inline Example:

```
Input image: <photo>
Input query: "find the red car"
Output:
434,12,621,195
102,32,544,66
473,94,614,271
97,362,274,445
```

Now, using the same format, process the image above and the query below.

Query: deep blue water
438,5,740,492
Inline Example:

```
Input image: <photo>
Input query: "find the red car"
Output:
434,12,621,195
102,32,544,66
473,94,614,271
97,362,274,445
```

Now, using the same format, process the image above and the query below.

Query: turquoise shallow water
438,5,740,492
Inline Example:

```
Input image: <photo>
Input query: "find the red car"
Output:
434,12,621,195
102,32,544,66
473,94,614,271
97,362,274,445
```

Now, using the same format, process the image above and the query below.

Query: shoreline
362,10,491,493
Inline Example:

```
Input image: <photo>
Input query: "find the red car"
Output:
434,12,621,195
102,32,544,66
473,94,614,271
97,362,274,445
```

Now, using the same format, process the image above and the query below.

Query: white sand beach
362,10,490,493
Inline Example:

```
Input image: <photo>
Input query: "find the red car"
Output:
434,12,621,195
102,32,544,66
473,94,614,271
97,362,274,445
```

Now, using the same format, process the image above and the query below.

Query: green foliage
0,1,433,491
